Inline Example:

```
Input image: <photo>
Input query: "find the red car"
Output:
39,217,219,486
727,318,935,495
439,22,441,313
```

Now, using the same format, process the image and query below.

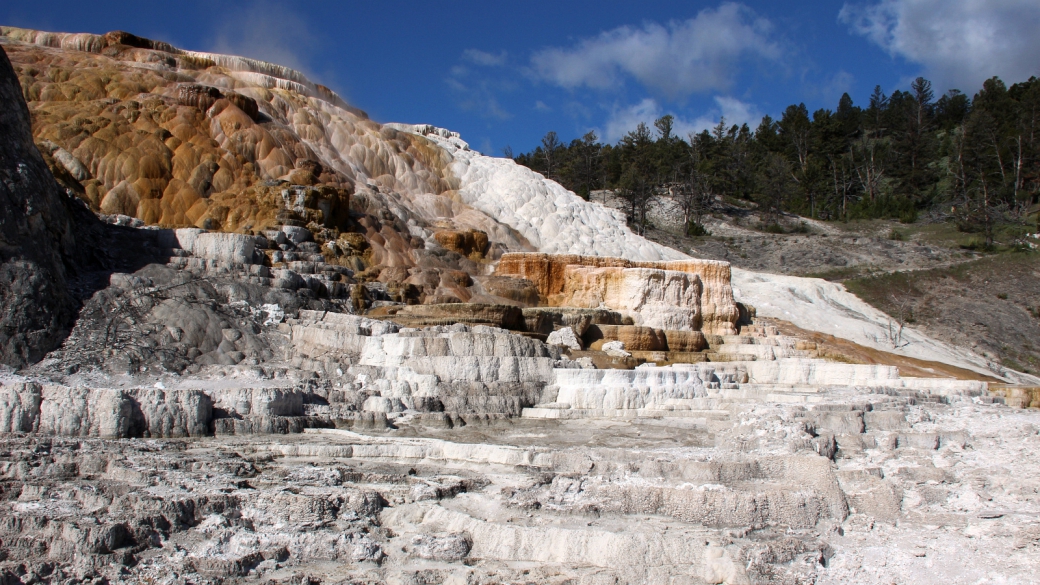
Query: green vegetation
515,76,1040,237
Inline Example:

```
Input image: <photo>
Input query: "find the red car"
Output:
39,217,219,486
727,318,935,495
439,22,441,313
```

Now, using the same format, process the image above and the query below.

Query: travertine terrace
0,27,1038,585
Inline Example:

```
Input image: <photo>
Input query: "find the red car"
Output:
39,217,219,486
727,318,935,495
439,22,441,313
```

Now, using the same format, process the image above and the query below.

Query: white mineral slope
388,125,685,262
381,129,1034,381
732,268,1040,384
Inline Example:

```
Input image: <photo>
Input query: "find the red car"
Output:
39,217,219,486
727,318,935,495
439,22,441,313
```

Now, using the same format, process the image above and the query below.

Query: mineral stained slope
0,25,1017,380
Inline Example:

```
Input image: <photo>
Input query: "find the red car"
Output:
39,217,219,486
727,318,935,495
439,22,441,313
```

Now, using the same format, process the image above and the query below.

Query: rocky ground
843,254,1040,376
2,378,1037,584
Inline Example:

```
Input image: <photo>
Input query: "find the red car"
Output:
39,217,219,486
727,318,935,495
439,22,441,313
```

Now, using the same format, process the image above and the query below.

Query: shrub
686,222,710,237
960,237,994,252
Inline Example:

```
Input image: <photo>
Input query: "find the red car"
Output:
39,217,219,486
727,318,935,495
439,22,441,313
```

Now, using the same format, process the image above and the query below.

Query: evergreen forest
513,77,1040,242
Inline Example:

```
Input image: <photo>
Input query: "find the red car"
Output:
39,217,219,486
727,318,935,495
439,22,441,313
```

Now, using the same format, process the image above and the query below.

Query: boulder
601,341,631,358
546,327,582,350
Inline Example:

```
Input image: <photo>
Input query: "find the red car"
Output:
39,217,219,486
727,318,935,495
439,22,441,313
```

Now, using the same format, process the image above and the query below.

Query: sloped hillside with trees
515,77,1040,241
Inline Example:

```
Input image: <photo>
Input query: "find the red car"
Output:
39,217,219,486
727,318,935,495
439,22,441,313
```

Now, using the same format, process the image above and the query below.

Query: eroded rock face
496,253,740,335
0,45,93,368
432,229,488,258
367,303,525,330
555,265,704,331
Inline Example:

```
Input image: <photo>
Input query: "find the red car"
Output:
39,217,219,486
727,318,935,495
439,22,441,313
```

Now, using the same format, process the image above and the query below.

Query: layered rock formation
3,24,1024,383
496,252,740,335
1,358,1034,584
0,25,679,297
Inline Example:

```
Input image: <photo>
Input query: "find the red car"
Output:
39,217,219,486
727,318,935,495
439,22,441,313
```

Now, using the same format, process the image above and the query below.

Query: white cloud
530,2,781,99
840,0,1040,91
462,49,508,67
478,138,494,156
534,100,552,112
820,70,856,101
603,99,664,143
447,51,514,120
210,1,317,76
602,97,762,143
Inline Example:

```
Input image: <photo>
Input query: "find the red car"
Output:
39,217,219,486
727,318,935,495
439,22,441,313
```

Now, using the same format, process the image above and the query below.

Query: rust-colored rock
434,229,490,258
367,303,524,330
474,276,541,307
521,307,625,337
495,253,739,335
583,325,668,352
664,329,708,352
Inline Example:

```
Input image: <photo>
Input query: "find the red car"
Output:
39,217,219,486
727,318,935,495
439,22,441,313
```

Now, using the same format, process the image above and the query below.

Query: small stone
601,340,630,357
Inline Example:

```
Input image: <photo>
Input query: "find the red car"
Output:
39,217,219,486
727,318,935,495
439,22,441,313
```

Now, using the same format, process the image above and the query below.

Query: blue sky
6,1,1040,156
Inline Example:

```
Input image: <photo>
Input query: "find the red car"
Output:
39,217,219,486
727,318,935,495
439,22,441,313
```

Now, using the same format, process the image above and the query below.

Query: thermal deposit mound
495,252,741,334
0,26,1037,585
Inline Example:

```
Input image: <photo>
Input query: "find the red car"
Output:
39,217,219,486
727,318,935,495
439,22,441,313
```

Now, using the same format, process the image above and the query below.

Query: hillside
606,192,1040,379
2,25,1026,382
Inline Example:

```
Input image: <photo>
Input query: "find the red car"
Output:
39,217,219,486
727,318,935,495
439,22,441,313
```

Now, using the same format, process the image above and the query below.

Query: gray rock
410,532,471,561
282,225,313,244
547,326,582,350
601,340,630,357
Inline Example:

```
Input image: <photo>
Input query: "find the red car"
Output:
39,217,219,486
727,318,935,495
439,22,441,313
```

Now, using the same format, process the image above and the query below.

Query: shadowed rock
0,45,94,367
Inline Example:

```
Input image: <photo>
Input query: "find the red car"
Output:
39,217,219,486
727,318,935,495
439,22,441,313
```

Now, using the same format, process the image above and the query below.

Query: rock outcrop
495,252,740,334
0,44,93,367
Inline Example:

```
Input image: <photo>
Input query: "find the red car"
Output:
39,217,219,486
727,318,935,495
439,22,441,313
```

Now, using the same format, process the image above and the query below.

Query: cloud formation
602,96,762,143
462,49,508,67
531,3,781,100
840,0,1040,92
447,52,514,120
210,1,318,76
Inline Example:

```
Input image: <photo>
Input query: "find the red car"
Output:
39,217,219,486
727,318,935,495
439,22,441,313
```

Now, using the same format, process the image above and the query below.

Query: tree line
513,76,1040,241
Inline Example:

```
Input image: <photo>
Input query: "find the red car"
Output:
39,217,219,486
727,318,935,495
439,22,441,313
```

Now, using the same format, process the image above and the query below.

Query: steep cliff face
0,45,88,367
